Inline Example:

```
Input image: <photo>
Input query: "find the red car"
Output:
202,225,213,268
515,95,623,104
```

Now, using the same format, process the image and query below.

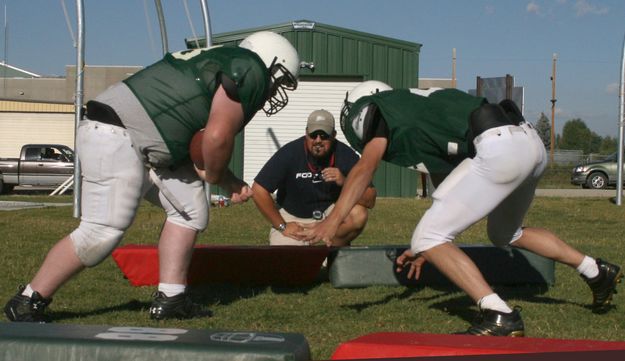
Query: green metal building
187,20,423,197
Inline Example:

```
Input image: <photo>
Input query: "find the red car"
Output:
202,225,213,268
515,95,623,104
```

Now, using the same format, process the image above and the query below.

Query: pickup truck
0,144,75,194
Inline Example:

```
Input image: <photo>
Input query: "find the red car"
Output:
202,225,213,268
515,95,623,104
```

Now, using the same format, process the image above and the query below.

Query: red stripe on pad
112,244,328,287
331,332,625,359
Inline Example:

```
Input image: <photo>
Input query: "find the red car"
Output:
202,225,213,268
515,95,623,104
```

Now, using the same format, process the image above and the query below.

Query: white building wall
0,81,363,184
243,80,360,185
0,113,75,158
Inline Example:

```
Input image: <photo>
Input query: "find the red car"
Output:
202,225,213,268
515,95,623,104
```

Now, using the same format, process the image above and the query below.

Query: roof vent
292,21,315,30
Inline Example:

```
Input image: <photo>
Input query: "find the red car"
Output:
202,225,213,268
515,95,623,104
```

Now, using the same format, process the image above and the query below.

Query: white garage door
0,113,75,158
243,80,360,184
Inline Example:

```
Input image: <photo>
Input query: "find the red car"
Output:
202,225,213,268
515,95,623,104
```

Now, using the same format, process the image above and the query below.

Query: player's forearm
214,168,238,191
330,138,385,223
329,162,376,224
203,147,232,184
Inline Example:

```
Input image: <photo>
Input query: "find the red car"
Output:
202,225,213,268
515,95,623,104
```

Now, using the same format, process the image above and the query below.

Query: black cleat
149,291,212,320
459,307,525,337
582,259,623,313
4,285,52,323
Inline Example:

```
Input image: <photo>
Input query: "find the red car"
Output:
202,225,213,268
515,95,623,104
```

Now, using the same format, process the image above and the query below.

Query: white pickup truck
0,144,75,194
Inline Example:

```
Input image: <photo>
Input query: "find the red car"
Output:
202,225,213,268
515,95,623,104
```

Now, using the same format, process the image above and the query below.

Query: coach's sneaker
582,259,623,313
460,307,525,337
4,285,52,323
149,291,212,320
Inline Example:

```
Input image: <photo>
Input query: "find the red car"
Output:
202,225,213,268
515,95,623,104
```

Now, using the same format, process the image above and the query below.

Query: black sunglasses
308,131,331,140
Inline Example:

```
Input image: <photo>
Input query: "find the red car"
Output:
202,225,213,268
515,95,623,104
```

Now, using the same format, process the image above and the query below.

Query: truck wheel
0,178,14,194
586,172,608,189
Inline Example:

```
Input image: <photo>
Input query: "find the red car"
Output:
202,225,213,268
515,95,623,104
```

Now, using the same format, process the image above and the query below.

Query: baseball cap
306,109,335,135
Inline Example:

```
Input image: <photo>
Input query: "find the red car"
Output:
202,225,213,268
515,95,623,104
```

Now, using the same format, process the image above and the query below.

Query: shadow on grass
342,287,428,313
340,281,591,325
48,281,327,322
47,276,599,322
426,283,593,324
190,282,325,307
49,299,149,321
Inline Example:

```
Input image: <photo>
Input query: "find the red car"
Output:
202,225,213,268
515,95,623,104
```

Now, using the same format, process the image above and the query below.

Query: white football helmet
240,31,300,115
341,80,392,122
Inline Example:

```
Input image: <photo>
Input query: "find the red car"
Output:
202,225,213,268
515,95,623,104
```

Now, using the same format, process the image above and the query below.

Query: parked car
0,144,74,194
571,152,624,189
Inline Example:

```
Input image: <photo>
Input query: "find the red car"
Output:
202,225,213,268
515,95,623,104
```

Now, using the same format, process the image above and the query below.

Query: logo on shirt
295,172,323,183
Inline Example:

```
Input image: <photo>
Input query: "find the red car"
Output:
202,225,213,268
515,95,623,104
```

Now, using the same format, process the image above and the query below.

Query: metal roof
186,20,422,88
0,62,41,78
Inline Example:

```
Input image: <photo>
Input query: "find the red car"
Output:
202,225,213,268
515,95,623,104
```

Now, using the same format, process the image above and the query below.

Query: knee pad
165,202,209,232
410,223,450,254
70,223,125,267
410,204,454,254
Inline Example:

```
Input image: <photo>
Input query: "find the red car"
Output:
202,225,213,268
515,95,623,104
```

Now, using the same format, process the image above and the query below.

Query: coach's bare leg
512,227,585,268
158,221,198,284
332,205,369,246
29,235,85,298
422,242,494,302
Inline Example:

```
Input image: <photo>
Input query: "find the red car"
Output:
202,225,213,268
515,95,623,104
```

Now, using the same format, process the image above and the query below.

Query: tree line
534,113,618,155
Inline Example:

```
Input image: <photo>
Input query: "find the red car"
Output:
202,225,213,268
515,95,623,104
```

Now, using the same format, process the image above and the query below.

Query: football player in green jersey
298,80,622,336
4,31,301,322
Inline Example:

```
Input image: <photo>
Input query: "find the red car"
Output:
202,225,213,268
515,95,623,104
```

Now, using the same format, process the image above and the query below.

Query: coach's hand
321,167,345,186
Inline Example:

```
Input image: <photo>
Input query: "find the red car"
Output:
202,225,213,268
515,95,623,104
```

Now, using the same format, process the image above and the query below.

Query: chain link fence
550,150,611,166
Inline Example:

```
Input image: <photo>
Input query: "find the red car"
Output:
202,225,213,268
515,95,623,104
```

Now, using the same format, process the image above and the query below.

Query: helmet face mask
340,94,352,129
263,58,298,116
239,31,300,116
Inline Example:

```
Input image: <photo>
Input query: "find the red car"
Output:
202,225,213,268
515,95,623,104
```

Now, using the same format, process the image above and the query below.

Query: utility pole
451,48,457,88
550,53,557,165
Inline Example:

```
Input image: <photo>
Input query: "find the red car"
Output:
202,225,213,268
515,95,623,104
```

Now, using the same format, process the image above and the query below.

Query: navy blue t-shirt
254,136,360,218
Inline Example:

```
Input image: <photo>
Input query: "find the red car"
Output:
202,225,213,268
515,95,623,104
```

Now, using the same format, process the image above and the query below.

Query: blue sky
3,0,624,137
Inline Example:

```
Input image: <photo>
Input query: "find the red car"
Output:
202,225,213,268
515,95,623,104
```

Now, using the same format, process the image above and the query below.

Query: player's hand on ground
321,167,345,186
396,250,427,280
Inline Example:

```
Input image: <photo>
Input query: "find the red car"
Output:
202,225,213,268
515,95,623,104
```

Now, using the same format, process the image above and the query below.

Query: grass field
1,189,624,359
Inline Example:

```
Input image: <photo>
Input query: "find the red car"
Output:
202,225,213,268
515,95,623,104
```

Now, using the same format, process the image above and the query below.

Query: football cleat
4,285,52,323
459,306,525,337
149,291,212,320
582,259,623,313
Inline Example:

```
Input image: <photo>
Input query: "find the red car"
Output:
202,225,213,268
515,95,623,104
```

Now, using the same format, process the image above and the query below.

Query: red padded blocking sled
331,332,625,359
111,244,329,287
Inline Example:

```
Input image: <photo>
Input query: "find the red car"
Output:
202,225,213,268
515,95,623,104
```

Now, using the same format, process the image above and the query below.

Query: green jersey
342,88,486,174
123,46,270,166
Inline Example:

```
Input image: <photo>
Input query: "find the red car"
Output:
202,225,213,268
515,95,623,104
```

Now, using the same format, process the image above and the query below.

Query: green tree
534,112,551,148
589,131,603,154
559,118,593,153
599,136,618,155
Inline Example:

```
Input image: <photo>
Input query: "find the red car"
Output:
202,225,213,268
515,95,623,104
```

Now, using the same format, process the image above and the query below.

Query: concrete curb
0,201,72,211
534,189,618,197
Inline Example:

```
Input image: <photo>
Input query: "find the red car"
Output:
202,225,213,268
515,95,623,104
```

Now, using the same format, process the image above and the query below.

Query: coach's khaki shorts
269,204,335,246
